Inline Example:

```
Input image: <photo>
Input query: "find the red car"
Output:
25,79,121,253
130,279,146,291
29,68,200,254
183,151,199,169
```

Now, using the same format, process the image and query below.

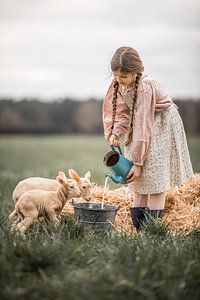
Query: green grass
187,136,200,172
0,135,200,300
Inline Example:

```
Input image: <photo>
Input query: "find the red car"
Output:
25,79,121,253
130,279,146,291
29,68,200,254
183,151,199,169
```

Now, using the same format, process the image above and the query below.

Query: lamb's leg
15,206,38,235
11,215,22,229
8,210,22,232
16,217,36,234
45,209,60,227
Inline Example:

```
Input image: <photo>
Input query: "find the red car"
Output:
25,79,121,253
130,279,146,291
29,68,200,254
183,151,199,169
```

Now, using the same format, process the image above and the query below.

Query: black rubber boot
130,207,147,232
149,210,163,219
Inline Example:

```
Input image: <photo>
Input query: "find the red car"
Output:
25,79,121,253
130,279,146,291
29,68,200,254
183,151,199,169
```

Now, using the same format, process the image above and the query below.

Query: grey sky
0,0,200,100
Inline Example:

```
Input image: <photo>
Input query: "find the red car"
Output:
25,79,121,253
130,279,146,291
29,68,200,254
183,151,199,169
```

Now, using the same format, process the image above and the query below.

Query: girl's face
113,70,136,87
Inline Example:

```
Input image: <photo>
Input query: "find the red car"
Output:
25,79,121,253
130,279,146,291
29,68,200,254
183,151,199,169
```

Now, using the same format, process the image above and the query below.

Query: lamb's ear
58,171,66,179
84,171,91,180
69,169,81,183
56,176,68,186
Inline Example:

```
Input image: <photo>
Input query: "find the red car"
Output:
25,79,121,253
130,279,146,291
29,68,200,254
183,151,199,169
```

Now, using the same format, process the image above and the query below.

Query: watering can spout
105,174,113,181
106,174,125,184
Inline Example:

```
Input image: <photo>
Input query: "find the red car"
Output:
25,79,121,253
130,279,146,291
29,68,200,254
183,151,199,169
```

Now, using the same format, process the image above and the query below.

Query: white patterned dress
124,103,194,194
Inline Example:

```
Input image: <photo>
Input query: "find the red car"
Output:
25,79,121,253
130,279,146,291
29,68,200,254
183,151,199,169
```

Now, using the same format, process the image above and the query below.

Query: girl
102,47,194,231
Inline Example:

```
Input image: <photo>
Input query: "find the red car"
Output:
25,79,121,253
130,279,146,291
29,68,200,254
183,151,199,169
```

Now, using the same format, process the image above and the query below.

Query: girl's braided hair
110,47,144,145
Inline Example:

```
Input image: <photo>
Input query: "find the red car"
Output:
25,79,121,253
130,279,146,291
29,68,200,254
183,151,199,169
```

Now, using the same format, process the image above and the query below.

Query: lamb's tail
8,209,22,225
8,209,17,222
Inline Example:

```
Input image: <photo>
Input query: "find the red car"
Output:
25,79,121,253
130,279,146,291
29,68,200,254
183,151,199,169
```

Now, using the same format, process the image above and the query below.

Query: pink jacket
102,73,173,166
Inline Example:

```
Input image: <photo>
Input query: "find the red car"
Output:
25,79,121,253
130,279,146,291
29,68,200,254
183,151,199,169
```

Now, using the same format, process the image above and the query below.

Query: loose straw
61,174,200,235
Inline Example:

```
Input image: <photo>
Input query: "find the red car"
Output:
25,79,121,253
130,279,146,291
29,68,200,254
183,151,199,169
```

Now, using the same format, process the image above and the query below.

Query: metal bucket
73,202,119,229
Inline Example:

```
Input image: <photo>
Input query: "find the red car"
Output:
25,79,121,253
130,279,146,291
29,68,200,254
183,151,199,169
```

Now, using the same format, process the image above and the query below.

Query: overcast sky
0,0,200,100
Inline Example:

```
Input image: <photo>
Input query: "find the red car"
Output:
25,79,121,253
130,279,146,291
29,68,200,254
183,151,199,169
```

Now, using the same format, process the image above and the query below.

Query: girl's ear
69,169,81,183
84,171,91,180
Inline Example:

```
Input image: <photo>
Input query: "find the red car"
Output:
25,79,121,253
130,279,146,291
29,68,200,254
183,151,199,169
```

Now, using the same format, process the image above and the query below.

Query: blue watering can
103,145,133,184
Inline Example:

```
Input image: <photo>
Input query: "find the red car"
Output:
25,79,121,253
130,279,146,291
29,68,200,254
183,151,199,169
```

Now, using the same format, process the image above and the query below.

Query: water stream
101,176,109,209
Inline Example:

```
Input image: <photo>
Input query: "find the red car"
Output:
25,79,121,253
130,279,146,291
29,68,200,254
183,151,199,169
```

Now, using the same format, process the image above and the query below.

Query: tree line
0,97,199,135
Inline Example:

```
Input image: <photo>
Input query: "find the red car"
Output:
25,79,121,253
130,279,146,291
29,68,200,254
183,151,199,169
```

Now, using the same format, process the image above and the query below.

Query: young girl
102,46,194,231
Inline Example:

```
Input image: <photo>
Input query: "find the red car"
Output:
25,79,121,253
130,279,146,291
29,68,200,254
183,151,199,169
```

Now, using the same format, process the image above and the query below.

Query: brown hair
110,47,144,145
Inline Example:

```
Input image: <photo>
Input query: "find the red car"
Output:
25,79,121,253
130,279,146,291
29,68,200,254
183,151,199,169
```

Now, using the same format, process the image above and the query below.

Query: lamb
12,169,92,202
9,172,81,234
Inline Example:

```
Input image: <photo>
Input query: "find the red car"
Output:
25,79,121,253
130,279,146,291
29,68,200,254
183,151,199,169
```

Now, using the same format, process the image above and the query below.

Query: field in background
0,135,199,300
0,135,108,183
0,134,199,181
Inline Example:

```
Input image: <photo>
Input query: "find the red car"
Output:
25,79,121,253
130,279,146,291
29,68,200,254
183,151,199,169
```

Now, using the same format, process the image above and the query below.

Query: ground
0,135,199,300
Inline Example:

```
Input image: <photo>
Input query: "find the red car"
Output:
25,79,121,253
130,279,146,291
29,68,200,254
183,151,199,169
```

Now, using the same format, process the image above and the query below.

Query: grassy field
0,135,200,300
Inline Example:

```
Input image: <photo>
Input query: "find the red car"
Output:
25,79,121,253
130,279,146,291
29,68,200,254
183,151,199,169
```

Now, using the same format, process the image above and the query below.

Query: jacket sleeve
102,80,130,142
131,81,156,166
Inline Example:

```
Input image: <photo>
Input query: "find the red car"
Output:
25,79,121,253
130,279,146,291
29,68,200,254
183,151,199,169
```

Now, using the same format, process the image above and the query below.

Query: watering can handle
111,144,123,155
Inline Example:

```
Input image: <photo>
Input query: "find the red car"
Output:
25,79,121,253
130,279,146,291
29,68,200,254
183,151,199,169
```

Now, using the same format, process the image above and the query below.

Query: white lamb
12,169,92,202
9,172,81,234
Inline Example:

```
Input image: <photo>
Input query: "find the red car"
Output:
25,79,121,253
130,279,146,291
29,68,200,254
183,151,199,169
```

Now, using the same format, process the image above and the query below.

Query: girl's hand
127,165,142,183
109,134,120,147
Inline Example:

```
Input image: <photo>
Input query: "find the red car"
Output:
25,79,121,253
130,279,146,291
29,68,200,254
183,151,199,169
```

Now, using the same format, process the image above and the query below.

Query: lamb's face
68,180,81,198
79,179,92,198
68,169,92,200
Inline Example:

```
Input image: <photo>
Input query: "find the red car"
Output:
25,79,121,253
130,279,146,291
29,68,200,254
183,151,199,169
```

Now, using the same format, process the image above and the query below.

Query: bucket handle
111,144,123,155
71,198,76,206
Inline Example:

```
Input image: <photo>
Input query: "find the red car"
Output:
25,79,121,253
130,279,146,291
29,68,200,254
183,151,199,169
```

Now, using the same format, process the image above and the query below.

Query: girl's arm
131,81,156,166
102,80,129,142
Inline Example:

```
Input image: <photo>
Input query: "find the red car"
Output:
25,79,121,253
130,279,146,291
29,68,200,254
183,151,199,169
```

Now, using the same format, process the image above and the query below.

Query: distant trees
0,97,199,135
0,98,103,134
175,100,200,135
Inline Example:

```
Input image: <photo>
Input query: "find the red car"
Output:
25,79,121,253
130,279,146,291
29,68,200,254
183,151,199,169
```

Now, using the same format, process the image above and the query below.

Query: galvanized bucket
73,202,119,229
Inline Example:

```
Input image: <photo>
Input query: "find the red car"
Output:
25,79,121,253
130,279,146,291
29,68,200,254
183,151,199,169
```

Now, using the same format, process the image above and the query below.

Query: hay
164,174,200,234
61,174,200,235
